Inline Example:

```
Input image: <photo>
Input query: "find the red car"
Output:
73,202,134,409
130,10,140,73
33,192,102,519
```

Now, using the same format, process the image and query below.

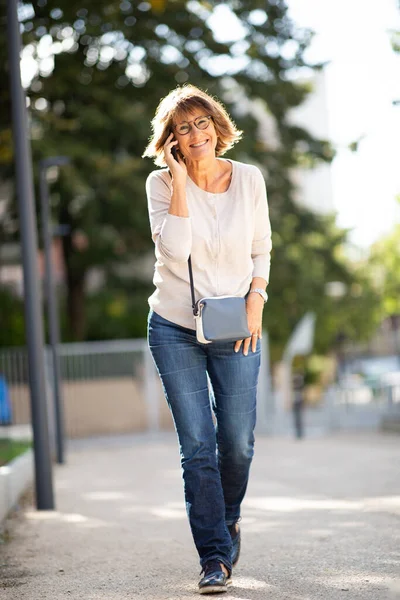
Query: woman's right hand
164,132,187,181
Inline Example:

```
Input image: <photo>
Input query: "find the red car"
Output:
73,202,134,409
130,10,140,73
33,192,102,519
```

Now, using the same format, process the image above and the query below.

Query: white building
225,68,335,216
289,69,335,215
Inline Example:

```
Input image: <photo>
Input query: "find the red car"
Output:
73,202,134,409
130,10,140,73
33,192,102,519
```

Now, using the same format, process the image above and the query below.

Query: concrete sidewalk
1,431,400,600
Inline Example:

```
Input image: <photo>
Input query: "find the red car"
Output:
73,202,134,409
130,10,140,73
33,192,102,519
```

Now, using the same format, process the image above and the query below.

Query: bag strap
188,256,198,315
167,170,198,316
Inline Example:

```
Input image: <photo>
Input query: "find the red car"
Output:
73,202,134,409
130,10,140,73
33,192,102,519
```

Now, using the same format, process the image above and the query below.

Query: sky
286,0,400,248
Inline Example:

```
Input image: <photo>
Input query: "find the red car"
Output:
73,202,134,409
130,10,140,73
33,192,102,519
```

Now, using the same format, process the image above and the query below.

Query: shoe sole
199,584,227,594
199,578,232,595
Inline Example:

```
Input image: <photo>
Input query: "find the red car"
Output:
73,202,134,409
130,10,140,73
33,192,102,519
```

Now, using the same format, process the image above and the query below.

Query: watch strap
248,288,268,303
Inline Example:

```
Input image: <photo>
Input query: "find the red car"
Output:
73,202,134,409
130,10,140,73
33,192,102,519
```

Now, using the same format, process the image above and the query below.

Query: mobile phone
171,145,179,162
170,130,180,162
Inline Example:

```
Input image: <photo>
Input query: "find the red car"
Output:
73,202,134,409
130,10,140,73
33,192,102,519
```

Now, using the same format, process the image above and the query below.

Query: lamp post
7,0,54,508
39,157,70,465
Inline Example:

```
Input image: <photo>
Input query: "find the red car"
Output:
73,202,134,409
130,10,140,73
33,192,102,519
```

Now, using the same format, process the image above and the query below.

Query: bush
0,287,25,347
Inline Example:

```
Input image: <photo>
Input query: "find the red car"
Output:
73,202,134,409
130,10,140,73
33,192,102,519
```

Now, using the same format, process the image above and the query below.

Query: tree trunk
66,273,86,341
60,216,87,341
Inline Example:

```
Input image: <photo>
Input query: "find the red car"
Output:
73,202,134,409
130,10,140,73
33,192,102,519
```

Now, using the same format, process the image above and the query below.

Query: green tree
0,287,25,347
369,215,400,319
1,0,377,357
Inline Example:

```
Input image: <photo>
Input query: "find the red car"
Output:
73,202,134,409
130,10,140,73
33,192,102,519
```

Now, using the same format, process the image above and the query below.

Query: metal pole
7,0,54,508
39,167,65,465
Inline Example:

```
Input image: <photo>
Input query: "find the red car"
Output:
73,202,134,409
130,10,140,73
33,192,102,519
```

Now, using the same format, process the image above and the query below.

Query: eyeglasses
173,115,212,136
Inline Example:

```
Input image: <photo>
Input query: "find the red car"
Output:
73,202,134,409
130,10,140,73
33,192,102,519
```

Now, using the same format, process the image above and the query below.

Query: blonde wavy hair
142,84,243,167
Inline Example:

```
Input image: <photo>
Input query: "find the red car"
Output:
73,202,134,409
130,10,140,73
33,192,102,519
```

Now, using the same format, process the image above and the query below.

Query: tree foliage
369,215,400,319
0,0,379,359
0,287,25,347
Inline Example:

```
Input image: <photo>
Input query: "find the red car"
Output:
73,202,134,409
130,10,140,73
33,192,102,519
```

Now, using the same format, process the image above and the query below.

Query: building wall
8,377,174,438
231,69,335,216
289,70,335,215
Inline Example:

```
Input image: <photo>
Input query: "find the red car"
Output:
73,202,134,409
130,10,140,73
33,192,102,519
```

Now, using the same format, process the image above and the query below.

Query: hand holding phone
164,132,186,177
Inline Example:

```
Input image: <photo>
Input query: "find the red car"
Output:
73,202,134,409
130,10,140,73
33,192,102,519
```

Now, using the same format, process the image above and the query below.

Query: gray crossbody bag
188,256,250,344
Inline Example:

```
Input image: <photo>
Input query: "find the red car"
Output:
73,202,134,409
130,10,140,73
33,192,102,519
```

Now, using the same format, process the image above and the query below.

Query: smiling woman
142,84,272,595
143,84,243,167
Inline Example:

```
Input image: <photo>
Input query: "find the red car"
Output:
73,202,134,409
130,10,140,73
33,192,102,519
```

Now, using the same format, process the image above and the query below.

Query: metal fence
318,381,400,433
267,381,400,437
332,382,400,407
1,339,399,439
0,337,275,440
0,339,169,439
0,347,30,426
342,329,400,358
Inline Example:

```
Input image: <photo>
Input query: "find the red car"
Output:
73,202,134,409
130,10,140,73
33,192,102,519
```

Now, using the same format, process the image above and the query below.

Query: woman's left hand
234,293,264,355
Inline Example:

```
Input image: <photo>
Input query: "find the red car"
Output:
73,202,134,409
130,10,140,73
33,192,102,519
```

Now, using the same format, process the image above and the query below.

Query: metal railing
342,329,400,358
0,347,30,426
0,340,166,439
1,339,399,439
332,382,400,407
320,381,400,432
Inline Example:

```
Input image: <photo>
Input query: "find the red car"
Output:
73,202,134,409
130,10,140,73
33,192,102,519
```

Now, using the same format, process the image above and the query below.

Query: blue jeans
147,310,261,572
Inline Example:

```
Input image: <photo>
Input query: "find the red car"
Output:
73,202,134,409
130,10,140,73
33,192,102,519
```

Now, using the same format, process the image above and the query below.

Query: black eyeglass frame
172,115,213,136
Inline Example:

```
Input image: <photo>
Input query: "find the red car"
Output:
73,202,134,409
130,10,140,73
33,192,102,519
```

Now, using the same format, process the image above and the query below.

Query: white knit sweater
146,159,272,330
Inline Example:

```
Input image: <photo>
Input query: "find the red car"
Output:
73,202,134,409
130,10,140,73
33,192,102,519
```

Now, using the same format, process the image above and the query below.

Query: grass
0,439,32,467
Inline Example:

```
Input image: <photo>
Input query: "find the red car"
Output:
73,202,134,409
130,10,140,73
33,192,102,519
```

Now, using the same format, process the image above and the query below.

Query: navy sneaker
229,522,241,566
198,560,231,595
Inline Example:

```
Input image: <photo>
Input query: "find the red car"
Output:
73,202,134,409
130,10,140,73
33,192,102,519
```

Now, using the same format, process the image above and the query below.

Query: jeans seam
211,384,258,397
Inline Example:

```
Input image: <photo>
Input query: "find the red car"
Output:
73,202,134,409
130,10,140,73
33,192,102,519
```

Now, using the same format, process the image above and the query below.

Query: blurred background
1,0,400,441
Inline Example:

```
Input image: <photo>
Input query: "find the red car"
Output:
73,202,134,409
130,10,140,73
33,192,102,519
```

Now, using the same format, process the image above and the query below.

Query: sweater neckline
187,159,235,196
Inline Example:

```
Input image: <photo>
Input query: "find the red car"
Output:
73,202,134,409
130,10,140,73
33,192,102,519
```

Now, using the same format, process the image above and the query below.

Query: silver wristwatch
248,288,268,303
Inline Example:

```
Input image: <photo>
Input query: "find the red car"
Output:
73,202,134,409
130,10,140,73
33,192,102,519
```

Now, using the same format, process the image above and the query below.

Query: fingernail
244,352,248,356
234,348,239,353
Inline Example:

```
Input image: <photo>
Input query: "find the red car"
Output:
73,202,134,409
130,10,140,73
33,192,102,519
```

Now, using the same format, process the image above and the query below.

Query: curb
0,448,34,523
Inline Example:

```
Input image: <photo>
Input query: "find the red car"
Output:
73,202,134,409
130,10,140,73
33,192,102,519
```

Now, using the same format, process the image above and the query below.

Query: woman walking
143,85,272,594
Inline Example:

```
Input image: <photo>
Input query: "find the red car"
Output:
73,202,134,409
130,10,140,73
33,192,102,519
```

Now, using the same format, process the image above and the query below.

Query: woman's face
172,109,217,162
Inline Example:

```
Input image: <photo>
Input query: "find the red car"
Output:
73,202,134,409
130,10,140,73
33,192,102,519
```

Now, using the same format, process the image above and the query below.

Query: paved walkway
1,431,400,600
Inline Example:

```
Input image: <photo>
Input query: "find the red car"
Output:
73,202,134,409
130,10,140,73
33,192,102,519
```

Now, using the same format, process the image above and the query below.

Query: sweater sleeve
251,168,272,282
146,170,192,263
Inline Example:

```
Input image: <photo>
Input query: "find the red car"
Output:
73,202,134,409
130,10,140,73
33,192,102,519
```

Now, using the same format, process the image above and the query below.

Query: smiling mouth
190,140,208,148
